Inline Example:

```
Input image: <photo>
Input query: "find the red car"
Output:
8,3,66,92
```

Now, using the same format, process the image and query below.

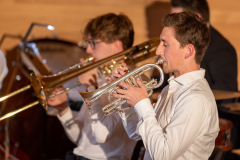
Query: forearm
57,106,83,144
119,103,141,141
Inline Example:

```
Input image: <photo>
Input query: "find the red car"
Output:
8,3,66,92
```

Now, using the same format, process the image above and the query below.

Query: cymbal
212,90,240,100
152,90,240,102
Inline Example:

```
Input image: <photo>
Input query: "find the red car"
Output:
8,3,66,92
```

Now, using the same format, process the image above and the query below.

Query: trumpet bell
78,59,164,116
0,37,160,121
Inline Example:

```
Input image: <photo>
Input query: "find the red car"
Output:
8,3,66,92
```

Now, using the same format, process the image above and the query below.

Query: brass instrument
0,56,93,103
78,59,164,116
0,37,160,121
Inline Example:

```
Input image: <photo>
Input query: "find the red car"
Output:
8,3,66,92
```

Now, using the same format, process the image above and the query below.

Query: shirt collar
168,69,205,86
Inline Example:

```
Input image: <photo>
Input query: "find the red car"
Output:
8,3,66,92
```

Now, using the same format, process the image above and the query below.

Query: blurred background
1,0,239,86
0,0,239,159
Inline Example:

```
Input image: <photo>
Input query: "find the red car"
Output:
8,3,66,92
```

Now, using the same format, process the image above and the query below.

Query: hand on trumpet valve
109,62,128,81
47,88,69,116
111,63,149,107
78,58,98,87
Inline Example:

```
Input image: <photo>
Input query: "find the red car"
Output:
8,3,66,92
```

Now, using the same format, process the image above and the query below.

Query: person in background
48,13,137,160
171,0,238,98
112,11,219,160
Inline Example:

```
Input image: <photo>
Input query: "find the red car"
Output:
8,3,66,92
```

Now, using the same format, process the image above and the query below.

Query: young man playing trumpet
112,11,219,160
48,13,137,160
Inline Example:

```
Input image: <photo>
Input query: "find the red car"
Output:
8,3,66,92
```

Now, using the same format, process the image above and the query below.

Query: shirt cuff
134,98,154,118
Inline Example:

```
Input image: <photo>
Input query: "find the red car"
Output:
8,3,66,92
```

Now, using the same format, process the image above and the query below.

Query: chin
163,68,171,74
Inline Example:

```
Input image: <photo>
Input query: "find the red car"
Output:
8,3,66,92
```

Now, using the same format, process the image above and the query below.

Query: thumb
121,62,126,68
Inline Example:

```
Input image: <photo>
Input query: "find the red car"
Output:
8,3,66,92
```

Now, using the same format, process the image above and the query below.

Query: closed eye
161,39,168,47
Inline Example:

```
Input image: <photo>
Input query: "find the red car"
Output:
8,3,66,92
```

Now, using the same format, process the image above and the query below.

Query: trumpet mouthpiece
156,59,163,65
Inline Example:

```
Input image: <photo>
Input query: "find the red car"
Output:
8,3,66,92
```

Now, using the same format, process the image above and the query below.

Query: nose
86,45,94,55
156,43,163,56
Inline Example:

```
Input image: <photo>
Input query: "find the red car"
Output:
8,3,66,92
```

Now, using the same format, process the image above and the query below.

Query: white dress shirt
57,76,137,160
120,69,219,160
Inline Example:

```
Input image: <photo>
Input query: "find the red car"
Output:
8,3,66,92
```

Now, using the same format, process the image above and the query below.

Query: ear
112,40,123,53
185,44,195,59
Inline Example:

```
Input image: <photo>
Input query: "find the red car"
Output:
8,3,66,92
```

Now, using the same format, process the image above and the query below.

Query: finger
117,68,126,76
111,92,126,99
121,62,126,68
93,74,97,81
51,88,61,95
80,58,86,66
48,97,55,101
136,78,145,88
89,79,96,87
118,81,131,90
112,71,122,78
116,88,127,95
120,66,128,73
109,77,114,82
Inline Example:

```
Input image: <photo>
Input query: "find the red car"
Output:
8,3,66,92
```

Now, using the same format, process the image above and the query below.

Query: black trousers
65,150,90,160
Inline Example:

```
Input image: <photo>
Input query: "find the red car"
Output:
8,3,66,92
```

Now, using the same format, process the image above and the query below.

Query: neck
173,63,200,78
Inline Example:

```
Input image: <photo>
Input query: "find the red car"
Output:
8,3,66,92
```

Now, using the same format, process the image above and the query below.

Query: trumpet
0,37,160,121
78,59,164,116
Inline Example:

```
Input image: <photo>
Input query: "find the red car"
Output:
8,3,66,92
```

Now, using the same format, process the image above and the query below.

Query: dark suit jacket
201,26,238,92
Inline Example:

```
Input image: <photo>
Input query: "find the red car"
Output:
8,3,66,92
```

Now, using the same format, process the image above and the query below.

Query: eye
163,42,168,47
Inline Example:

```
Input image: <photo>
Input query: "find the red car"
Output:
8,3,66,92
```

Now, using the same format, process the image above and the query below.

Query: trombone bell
29,69,48,110
0,37,160,120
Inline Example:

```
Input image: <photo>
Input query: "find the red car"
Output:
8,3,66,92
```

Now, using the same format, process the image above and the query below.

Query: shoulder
175,79,216,110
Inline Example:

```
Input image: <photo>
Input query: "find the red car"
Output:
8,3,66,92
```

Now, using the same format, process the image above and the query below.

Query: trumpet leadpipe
79,58,164,116
0,37,160,120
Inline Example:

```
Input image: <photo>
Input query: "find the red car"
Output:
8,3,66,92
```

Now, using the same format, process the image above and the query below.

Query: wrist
58,107,69,116
58,102,69,116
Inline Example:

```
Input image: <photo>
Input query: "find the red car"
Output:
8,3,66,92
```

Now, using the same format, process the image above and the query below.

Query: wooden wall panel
0,0,148,52
208,0,240,90
0,0,240,88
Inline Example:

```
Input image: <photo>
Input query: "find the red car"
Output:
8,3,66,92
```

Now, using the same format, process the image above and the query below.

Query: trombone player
47,13,137,160
112,11,219,160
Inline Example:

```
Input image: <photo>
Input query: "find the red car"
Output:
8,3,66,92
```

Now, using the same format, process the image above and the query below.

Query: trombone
0,37,160,121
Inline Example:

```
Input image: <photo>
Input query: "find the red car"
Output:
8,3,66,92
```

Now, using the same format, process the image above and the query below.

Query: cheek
86,47,92,54
165,51,176,67
164,50,170,61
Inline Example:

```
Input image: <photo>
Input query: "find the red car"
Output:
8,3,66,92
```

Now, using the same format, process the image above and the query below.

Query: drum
31,38,88,102
215,118,233,151
0,38,87,159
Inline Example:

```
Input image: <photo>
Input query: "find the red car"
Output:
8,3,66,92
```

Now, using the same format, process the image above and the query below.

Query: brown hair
162,11,210,64
83,13,134,50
